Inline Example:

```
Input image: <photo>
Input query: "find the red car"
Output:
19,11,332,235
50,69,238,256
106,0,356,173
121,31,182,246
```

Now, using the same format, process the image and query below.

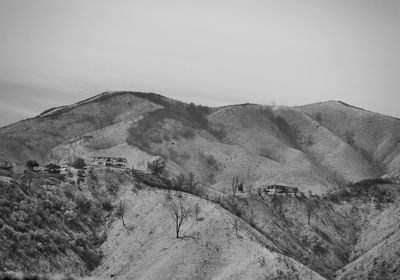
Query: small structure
91,156,129,168
0,161,13,171
32,166,47,173
261,184,299,195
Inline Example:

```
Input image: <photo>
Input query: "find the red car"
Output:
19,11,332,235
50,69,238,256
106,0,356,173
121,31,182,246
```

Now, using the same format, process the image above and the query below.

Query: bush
102,199,113,212
71,157,86,169
75,196,92,215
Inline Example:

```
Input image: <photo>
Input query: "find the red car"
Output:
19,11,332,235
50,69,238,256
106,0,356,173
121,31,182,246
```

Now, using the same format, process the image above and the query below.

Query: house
262,184,299,195
91,156,129,168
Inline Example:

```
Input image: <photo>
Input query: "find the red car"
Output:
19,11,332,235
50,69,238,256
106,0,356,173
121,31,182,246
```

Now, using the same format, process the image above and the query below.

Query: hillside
85,186,325,280
2,91,400,195
1,161,400,279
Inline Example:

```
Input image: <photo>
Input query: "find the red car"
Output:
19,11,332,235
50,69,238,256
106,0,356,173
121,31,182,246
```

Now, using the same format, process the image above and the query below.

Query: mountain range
1,91,400,194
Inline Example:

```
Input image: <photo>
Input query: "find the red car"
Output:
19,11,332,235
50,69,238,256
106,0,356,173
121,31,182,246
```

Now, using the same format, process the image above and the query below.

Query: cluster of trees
24,157,87,173
327,178,395,207
0,175,106,273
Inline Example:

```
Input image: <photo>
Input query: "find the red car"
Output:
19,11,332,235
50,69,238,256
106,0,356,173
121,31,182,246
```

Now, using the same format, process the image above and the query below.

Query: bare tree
231,219,240,237
166,194,191,238
116,200,126,227
306,198,317,226
194,203,201,220
231,176,240,196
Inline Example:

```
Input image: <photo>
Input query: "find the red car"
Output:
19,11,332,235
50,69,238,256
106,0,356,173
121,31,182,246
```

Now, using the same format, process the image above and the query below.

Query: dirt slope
85,186,325,280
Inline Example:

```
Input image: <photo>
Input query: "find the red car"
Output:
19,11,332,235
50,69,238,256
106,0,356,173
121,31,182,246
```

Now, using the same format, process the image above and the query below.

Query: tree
186,172,199,193
173,173,187,190
25,160,39,171
271,194,283,214
166,193,191,238
147,157,166,177
194,203,201,220
231,176,240,196
306,197,318,226
72,157,86,169
231,219,240,237
115,200,126,227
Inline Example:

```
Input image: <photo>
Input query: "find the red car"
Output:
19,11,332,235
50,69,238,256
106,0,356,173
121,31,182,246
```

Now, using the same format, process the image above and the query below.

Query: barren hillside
84,186,326,280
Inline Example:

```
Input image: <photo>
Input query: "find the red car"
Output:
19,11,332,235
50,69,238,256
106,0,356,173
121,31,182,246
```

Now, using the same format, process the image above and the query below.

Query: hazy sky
1,0,399,127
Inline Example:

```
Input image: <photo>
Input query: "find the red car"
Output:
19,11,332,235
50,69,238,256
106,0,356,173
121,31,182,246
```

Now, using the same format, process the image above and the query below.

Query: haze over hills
1,91,400,194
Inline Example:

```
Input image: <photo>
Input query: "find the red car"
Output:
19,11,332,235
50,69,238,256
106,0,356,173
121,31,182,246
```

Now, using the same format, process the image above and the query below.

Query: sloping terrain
1,92,400,195
300,101,400,174
0,175,106,274
2,92,400,279
85,186,325,280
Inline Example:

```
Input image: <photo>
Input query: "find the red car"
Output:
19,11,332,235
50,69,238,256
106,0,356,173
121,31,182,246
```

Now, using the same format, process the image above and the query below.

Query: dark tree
306,197,318,226
25,160,39,171
194,203,201,220
115,200,126,227
147,157,166,177
238,183,244,192
45,163,61,174
72,157,86,169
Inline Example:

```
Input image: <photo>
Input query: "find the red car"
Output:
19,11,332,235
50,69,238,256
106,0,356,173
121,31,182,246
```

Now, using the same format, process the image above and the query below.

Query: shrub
75,196,92,215
102,199,113,212
71,157,86,169
181,128,195,139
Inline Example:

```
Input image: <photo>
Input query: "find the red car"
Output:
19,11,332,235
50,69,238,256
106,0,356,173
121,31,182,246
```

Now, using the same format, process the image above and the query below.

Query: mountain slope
300,101,400,174
1,91,400,195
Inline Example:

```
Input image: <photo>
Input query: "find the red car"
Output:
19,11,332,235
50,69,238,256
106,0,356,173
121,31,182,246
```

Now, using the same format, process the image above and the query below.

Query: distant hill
1,91,400,194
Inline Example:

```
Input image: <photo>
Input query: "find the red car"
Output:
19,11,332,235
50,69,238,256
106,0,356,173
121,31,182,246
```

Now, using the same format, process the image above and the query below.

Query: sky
0,0,399,127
